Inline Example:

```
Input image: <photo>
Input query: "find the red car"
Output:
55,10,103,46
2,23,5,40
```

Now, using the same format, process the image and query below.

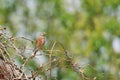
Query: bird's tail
33,47,39,55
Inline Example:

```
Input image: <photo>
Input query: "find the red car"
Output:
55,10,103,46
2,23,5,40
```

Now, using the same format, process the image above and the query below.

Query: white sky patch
64,0,81,14
25,0,37,15
103,31,111,41
117,5,120,21
34,51,47,65
112,37,120,53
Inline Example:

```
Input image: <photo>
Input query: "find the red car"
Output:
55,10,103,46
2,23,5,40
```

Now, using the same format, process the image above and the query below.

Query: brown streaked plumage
33,32,46,54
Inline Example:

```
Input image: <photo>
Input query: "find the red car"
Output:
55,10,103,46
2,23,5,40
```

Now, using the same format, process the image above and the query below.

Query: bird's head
40,32,46,36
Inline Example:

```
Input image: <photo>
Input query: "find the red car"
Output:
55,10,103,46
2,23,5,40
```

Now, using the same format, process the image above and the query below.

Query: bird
33,32,46,55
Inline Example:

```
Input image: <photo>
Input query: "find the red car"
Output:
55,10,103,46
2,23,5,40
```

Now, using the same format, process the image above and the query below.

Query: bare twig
0,28,89,80
49,41,57,78
56,41,87,80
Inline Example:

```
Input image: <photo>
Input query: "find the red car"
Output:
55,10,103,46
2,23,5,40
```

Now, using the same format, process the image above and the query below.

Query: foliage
0,0,120,80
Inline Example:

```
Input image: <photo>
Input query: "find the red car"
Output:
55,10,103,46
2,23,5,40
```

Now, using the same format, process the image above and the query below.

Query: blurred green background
0,0,120,80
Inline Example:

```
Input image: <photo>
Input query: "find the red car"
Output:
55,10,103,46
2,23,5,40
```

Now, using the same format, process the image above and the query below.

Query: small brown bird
33,32,46,54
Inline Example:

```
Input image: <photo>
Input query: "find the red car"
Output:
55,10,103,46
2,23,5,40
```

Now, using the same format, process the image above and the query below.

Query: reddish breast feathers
36,36,45,49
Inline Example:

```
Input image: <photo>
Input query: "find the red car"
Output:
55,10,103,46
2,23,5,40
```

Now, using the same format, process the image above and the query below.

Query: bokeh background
0,0,120,80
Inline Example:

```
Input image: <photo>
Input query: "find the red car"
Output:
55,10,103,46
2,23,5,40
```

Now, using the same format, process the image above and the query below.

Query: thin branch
49,41,57,78
56,41,87,80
